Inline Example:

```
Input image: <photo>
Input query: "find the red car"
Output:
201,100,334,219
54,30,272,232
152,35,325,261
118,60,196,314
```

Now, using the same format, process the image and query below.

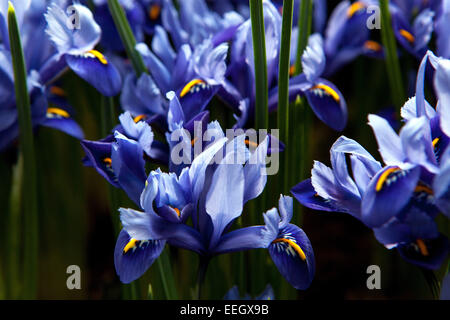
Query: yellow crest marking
375,167,400,192
103,158,112,166
432,138,440,149
47,108,70,118
180,79,205,98
134,114,147,123
123,239,139,254
272,238,306,261
347,2,365,18
87,50,108,65
311,84,341,102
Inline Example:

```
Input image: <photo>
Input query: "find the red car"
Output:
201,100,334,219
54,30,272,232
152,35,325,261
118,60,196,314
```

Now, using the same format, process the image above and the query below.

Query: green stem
421,268,440,299
249,0,268,130
196,256,210,300
8,3,39,299
278,0,294,143
379,0,405,109
292,0,313,197
6,154,23,299
278,0,294,194
107,0,147,77
294,0,313,75
157,249,179,300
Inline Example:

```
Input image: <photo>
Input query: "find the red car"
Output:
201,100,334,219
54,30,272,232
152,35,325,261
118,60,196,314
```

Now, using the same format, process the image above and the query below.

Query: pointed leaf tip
8,1,15,14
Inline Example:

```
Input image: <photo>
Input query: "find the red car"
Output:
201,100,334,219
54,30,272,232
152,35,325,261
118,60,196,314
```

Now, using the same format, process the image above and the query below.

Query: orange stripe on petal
364,40,382,52
399,29,415,43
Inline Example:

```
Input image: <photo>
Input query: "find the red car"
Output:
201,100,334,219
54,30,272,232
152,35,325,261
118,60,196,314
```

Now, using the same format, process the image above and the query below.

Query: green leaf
250,0,269,130
107,0,147,76
8,1,39,299
278,0,294,150
379,0,405,109
294,0,313,75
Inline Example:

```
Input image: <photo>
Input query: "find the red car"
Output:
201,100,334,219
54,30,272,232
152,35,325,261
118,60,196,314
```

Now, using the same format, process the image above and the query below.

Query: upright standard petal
243,136,268,203
302,33,326,83
368,114,404,166
111,132,147,206
434,59,450,137
45,3,101,56
205,153,244,248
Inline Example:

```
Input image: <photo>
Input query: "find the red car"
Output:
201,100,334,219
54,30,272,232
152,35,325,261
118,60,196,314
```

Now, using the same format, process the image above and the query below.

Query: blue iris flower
0,0,87,150
388,2,435,59
311,0,378,75
81,110,171,204
401,50,450,218
44,2,122,97
220,0,348,131
306,0,436,75
113,131,314,289
436,1,450,58
292,135,448,270
116,0,242,133
292,50,450,270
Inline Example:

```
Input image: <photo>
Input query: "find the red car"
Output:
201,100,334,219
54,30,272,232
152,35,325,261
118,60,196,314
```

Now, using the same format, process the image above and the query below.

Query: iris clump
292,50,450,271
0,0,449,300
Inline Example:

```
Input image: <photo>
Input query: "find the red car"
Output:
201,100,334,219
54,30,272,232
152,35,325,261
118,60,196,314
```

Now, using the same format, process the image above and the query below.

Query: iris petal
269,224,315,290
398,234,449,270
361,166,421,228
114,230,165,284
291,179,339,212
112,133,147,206
80,139,118,187
305,79,347,131
66,52,122,97
213,226,266,254
177,80,219,123
205,152,244,248
42,115,84,140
